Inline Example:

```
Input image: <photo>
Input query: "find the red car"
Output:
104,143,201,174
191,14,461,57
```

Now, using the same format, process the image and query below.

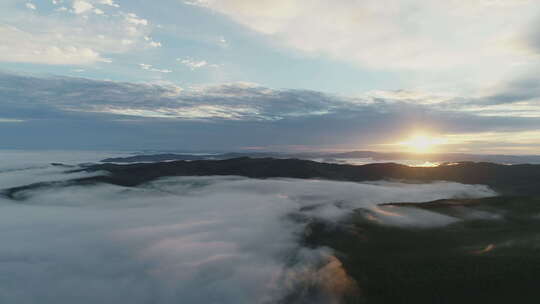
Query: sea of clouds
0,151,496,303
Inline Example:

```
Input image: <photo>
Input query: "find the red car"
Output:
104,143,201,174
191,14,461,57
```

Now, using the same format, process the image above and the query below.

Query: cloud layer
0,152,496,303
1,72,540,152
188,0,540,85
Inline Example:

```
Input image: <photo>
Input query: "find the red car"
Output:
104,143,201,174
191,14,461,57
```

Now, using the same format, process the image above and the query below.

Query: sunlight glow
400,134,446,154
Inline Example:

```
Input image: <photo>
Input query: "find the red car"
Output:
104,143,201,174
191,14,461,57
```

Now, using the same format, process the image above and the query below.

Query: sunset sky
1,0,540,153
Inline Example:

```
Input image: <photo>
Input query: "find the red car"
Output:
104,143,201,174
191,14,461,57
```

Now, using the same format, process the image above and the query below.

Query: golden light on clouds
377,130,540,154
440,130,540,154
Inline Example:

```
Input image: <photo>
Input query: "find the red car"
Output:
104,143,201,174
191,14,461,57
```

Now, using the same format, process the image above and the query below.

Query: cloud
0,26,106,64
518,11,540,55
72,0,94,14
71,0,120,13
218,35,229,47
0,72,349,120
464,74,540,105
98,0,119,7
0,71,539,152
123,12,148,26
190,0,535,68
0,153,496,303
178,58,220,70
374,73,540,119
139,63,172,73
1,72,540,151
0,118,25,123
188,0,540,91
25,2,36,10
143,36,161,47
1,72,538,124
0,0,154,65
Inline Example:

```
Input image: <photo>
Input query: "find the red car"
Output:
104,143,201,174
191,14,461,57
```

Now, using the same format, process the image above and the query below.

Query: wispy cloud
97,0,119,8
144,36,162,47
0,0,156,65
72,0,94,14
0,25,107,64
178,58,220,70
139,63,172,73
0,118,24,123
474,74,540,105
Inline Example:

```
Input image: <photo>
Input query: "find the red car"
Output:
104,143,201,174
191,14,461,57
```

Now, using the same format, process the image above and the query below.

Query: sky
1,0,540,153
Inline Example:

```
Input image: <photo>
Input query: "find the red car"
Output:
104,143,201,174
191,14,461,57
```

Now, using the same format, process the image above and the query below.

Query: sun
401,134,444,153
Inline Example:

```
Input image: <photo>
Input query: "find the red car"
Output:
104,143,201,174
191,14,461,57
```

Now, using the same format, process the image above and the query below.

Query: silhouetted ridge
76,158,540,195
3,158,540,200
101,151,540,164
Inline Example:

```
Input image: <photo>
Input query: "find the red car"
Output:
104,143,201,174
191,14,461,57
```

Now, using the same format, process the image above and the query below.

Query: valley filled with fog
0,151,501,303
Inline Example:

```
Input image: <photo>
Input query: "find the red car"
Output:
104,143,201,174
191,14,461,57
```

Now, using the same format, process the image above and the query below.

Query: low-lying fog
0,151,496,303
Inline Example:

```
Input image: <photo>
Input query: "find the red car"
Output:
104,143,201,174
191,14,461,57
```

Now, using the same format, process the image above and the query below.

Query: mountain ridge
101,151,540,164
4,157,540,199
82,157,540,195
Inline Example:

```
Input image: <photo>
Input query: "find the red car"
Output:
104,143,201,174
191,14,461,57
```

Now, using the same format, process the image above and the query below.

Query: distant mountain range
101,151,540,165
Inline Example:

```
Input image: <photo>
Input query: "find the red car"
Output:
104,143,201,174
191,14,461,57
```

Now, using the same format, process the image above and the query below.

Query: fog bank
0,154,496,303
